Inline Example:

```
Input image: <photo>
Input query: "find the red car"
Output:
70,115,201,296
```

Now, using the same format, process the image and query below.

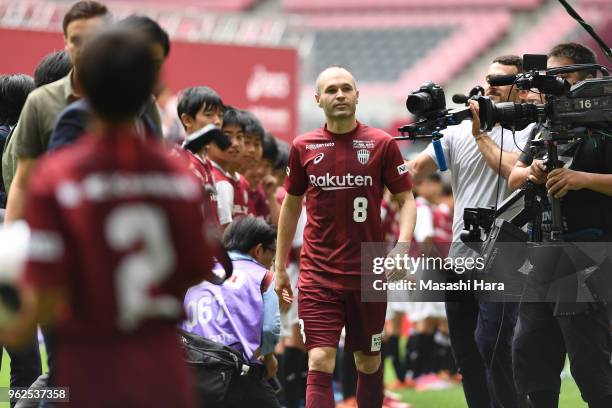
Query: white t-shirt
215,180,234,225
424,121,533,259
414,196,434,243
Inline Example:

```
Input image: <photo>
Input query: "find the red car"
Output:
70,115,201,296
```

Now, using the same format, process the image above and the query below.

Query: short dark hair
241,110,265,142
273,140,289,170
78,29,157,123
0,74,35,125
262,132,278,164
424,173,442,183
222,107,245,131
442,183,452,196
223,216,276,254
548,42,597,79
493,55,523,73
62,1,109,36
118,15,171,58
34,51,72,88
177,86,224,125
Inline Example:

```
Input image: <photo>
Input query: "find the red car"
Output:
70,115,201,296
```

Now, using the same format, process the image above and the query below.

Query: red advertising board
0,27,299,142
166,40,298,142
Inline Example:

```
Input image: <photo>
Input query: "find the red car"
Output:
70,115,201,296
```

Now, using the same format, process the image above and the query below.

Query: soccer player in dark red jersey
0,30,214,408
274,66,417,408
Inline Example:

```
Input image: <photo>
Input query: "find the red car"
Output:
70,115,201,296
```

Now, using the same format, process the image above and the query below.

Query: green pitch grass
0,346,587,408
0,347,48,408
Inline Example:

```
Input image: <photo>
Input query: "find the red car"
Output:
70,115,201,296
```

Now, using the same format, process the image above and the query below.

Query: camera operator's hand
546,168,588,198
528,160,547,184
468,100,485,138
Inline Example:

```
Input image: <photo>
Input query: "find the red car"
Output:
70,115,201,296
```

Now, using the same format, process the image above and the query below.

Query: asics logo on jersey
309,173,373,190
313,153,325,164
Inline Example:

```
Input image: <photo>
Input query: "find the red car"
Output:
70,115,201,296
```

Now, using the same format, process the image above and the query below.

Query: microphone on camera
452,94,469,104
488,74,517,87
452,85,485,105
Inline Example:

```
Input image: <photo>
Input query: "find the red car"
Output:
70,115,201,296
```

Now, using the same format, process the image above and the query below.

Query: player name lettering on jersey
353,140,375,149
56,172,199,208
308,172,373,190
306,142,335,150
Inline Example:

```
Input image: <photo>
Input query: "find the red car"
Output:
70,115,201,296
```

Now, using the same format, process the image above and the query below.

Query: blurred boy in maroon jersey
0,29,214,408
208,107,249,229
244,132,281,225
176,86,228,229
239,110,264,175
274,66,417,408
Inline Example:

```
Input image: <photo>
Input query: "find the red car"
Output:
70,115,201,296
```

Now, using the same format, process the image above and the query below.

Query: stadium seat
308,28,453,82
282,0,544,13
107,0,260,12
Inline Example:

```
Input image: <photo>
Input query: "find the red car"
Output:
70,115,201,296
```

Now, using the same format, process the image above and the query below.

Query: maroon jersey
239,174,252,213
433,203,453,257
210,161,249,225
248,184,271,219
284,122,412,289
23,132,213,408
198,155,220,227
171,147,220,229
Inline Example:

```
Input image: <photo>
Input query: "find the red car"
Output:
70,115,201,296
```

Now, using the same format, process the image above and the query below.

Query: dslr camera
397,82,473,140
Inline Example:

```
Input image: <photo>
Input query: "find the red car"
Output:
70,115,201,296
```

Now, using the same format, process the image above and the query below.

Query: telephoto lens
476,96,540,131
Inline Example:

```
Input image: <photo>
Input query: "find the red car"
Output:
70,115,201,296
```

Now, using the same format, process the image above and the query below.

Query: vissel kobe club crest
357,149,370,165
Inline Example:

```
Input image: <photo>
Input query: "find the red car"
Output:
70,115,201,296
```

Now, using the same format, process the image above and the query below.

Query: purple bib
183,259,266,362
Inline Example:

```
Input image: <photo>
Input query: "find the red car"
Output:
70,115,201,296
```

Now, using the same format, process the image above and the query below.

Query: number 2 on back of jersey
353,197,368,222
106,204,180,331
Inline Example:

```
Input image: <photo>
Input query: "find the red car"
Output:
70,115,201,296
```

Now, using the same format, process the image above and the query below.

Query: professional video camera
462,54,611,246
459,54,612,304
475,54,612,137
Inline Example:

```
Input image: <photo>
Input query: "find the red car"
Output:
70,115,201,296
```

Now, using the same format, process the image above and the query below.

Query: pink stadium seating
106,0,258,12
580,0,612,6
298,11,512,101
283,0,544,13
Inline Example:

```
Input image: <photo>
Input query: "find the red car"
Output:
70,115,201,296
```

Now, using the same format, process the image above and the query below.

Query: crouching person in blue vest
183,216,281,408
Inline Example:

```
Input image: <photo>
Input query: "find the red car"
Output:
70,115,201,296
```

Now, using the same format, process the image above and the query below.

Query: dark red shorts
297,285,387,355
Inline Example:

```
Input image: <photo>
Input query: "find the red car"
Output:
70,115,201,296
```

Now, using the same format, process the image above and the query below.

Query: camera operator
409,55,533,408
509,43,598,192
509,43,612,408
